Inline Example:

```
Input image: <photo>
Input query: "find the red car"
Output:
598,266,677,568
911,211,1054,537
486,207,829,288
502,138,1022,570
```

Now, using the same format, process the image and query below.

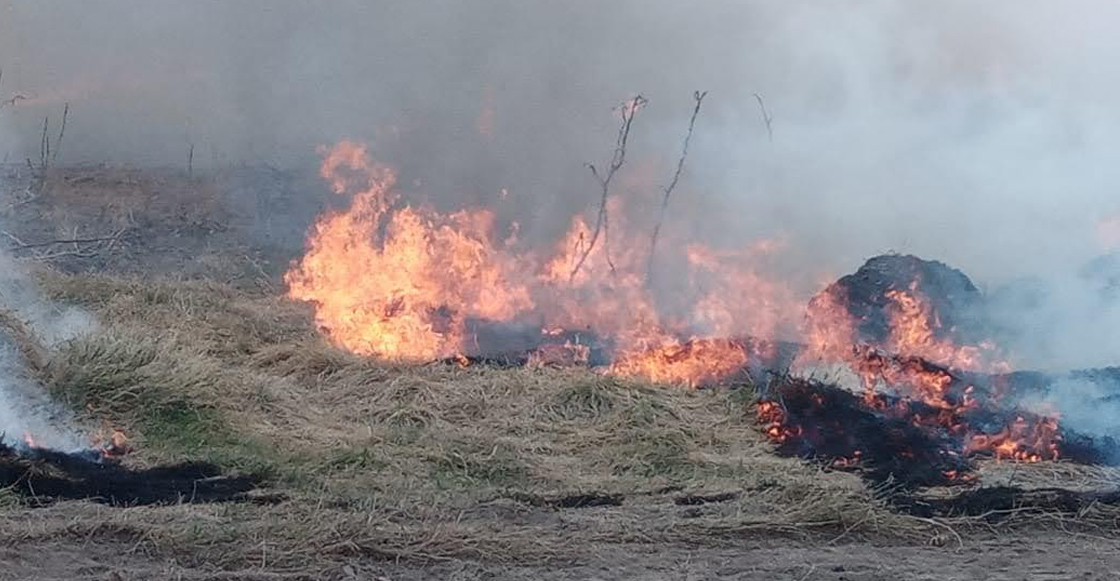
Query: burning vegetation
285,140,1120,487
286,112,802,389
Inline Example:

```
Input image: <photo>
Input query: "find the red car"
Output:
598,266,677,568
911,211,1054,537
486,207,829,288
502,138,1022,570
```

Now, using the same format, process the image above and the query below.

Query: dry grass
1,268,1117,570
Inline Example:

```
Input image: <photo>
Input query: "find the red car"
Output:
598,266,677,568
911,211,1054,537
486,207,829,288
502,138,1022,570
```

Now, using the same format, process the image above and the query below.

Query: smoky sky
3,1,1120,366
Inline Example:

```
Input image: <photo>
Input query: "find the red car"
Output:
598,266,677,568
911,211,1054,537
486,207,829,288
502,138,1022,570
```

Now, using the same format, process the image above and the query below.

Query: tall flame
286,141,532,360
287,141,800,384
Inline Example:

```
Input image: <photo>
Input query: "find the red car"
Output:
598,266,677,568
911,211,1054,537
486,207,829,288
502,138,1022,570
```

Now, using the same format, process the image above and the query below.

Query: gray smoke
0,111,95,450
0,252,95,452
2,1,1119,368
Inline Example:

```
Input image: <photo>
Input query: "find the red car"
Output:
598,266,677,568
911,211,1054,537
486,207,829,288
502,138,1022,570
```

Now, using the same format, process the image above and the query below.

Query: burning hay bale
766,254,1120,488
816,253,990,349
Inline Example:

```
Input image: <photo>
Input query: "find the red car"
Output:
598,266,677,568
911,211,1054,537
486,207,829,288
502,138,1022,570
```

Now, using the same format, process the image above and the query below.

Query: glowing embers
756,377,972,487
757,375,1111,487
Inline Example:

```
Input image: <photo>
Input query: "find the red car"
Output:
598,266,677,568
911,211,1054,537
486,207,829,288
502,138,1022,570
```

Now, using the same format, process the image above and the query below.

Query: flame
967,416,1061,463
884,283,1008,374
610,338,749,387
288,141,807,386
286,141,533,360
22,432,36,449
782,277,1063,466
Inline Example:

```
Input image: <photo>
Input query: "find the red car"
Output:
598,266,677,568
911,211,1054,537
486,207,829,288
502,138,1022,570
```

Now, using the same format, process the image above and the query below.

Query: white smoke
0,254,97,453
1,1,1119,370
0,108,96,451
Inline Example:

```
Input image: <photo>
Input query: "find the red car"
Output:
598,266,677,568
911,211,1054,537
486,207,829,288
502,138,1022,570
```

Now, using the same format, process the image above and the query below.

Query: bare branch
39,116,49,171
5,232,124,250
646,90,708,284
753,92,774,143
3,228,128,263
52,103,69,165
568,95,647,282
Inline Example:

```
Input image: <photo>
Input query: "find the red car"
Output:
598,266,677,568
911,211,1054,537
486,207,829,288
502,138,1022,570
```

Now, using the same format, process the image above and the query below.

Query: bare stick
646,90,707,283
39,116,49,171
753,93,774,143
4,231,124,250
569,95,646,282
52,103,68,165
188,142,195,176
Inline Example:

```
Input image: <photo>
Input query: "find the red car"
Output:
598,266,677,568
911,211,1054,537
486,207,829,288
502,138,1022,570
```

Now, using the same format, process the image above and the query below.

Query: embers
757,375,1117,488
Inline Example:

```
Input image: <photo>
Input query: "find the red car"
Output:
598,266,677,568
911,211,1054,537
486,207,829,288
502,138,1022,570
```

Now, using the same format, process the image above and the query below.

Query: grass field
3,167,1120,579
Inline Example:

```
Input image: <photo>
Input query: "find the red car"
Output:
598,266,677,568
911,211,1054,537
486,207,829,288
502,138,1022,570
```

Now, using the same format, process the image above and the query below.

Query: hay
0,269,1116,572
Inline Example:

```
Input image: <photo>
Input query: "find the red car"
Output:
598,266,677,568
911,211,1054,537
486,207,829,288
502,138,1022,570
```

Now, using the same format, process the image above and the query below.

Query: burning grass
0,268,1117,570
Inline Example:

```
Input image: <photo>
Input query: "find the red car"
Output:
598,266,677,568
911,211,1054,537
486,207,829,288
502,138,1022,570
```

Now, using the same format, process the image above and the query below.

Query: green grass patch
43,333,283,478
429,441,530,489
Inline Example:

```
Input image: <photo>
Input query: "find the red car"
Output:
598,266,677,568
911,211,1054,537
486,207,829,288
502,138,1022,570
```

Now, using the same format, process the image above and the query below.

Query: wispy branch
569,95,647,282
647,90,707,284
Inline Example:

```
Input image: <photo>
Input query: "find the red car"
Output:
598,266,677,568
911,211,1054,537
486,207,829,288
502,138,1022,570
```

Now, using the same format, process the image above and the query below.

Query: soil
3,534,1117,580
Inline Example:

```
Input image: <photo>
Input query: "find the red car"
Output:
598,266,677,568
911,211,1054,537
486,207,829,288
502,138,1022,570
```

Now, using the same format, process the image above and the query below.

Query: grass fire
3,2,1120,580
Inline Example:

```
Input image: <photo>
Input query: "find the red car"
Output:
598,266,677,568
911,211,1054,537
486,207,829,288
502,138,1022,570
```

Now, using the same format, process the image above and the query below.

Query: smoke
2,1,1120,366
0,251,97,452
1017,376,1120,456
0,104,95,451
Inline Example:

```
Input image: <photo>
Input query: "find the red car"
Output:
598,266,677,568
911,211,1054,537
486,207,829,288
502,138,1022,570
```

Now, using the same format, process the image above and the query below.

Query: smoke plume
2,1,1119,369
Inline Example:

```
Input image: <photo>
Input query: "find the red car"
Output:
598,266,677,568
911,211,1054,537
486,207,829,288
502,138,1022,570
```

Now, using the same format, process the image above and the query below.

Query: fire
610,338,749,387
286,141,533,360
967,416,1061,463
288,140,798,386
781,277,1065,469
884,283,1008,374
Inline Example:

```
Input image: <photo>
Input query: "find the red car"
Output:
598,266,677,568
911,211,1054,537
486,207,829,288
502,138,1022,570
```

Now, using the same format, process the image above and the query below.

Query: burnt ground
3,165,1120,580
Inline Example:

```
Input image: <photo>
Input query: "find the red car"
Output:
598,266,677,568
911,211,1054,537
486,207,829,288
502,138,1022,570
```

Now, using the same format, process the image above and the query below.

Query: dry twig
3,227,127,262
569,95,646,282
52,103,69,165
646,90,707,284
754,93,774,143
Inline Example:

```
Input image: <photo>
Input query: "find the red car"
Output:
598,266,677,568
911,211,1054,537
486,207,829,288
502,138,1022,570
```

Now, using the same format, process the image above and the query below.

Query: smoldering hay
0,250,96,453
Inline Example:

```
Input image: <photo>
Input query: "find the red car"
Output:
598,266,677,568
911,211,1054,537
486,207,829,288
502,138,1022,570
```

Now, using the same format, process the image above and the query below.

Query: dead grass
2,268,1116,569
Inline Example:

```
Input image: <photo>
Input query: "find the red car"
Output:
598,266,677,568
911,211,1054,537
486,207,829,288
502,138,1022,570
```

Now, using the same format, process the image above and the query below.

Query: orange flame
286,141,533,360
610,338,749,387
789,278,1062,463
288,141,804,386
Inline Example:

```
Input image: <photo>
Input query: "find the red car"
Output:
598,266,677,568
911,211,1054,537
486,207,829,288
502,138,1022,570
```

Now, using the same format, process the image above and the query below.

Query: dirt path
3,533,1116,581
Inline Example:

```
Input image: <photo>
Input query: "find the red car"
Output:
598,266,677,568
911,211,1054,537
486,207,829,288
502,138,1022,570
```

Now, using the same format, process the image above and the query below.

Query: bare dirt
3,534,1119,581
